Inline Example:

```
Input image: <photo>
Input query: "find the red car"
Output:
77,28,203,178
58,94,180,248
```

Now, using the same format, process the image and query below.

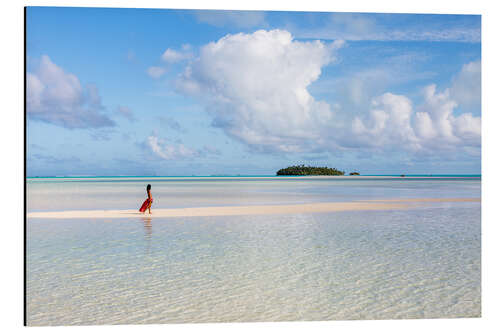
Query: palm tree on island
276,165,346,176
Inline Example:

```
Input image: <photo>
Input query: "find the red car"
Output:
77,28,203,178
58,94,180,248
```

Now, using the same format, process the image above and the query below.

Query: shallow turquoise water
27,177,480,211
26,178,481,325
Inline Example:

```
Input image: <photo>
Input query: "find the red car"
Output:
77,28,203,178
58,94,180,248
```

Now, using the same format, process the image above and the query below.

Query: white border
2,1,499,332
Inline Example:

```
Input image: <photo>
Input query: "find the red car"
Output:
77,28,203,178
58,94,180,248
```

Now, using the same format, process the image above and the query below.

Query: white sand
365,198,481,202
26,198,479,219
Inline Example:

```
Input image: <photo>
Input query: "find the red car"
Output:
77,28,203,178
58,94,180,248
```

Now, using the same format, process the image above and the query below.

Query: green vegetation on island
349,172,360,176
276,165,345,176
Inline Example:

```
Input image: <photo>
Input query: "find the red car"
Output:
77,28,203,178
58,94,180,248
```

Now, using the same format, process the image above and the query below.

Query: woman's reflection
140,216,153,253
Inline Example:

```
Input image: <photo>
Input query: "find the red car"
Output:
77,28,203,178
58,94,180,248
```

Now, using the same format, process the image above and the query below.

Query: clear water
26,177,481,325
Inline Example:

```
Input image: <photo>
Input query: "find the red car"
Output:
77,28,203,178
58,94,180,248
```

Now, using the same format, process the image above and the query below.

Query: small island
276,165,345,176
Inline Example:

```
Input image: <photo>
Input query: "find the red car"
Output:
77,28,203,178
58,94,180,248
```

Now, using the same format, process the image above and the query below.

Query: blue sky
26,7,481,176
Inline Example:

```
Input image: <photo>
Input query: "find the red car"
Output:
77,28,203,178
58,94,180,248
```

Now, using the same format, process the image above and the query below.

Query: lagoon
26,176,481,325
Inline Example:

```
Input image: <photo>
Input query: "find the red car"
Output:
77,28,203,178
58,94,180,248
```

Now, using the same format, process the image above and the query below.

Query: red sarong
139,198,153,212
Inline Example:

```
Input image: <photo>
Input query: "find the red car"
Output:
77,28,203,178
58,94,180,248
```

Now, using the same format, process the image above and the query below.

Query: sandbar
365,198,481,203
27,198,479,219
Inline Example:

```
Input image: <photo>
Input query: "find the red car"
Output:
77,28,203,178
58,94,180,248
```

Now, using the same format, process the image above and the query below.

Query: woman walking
139,184,153,214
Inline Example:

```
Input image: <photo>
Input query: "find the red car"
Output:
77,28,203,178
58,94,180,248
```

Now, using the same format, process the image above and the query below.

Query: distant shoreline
26,175,481,180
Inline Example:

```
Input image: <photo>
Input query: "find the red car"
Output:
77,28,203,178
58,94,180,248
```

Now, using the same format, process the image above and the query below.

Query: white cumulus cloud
146,66,166,78
351,84,481,152
172,29,480,158
352,93,420,150
450,60,481,111
27,55,115,128
417,84,481,148
176,29,343,153
161,48,191,63
146,136,199,160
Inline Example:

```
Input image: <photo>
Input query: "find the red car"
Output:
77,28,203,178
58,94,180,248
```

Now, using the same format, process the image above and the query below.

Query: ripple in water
27,204,480,325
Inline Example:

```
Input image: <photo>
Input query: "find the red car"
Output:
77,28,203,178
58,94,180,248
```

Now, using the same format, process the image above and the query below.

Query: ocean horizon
26,174,482,179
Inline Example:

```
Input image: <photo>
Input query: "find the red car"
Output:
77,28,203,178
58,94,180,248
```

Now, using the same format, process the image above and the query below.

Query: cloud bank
27,55,115,129
176,30,480,157
295,13,481,43
352,82,481,153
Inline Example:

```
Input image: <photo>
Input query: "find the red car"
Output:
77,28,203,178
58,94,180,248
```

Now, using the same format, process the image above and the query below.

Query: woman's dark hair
146,184,151,191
